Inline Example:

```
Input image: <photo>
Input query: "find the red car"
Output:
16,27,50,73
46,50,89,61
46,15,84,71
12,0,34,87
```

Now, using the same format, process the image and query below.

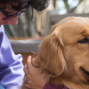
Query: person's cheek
7,16,18,26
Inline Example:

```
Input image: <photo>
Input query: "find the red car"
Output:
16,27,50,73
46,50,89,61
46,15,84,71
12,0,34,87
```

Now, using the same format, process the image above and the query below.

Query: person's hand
23,56,46,89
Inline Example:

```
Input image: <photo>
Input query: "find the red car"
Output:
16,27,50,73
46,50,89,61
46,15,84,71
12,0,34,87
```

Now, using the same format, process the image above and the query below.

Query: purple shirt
0,25,24,89
43,82,68,89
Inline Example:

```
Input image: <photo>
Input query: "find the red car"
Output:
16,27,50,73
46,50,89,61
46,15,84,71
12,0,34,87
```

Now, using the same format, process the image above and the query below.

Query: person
0,0,50,89
24,56,68,89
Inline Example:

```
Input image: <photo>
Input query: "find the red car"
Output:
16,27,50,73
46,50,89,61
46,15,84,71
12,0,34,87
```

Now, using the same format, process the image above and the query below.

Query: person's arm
24,56,64,89
0,25,24,89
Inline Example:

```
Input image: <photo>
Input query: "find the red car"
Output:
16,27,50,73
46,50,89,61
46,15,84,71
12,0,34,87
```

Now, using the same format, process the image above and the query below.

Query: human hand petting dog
23,56,46,89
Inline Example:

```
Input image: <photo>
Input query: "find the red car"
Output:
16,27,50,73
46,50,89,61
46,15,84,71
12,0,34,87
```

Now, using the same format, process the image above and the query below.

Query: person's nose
6,16,18,26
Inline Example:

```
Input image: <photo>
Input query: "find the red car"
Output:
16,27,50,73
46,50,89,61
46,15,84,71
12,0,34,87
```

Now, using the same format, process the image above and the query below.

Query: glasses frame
0,7,28,20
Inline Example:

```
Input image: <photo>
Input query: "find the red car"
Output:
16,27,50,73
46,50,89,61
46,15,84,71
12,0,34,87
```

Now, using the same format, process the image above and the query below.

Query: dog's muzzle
81,67,89,82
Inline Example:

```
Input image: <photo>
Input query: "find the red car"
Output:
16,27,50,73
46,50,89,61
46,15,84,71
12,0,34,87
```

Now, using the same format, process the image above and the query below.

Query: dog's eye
78,38,89,44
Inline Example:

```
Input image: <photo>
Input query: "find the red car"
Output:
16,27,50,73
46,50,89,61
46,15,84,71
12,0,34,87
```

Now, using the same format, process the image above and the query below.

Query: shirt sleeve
0,25,24,89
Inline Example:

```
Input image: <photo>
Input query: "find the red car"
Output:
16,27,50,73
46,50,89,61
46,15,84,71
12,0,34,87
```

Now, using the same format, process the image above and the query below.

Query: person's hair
0,0,50,11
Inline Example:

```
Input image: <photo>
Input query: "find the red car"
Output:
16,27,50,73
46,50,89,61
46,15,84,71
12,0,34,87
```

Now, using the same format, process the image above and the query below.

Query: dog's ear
50,24,59,34
35,26,66,77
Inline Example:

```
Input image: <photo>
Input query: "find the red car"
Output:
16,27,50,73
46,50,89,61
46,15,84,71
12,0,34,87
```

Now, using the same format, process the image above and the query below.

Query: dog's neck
47,71,89,89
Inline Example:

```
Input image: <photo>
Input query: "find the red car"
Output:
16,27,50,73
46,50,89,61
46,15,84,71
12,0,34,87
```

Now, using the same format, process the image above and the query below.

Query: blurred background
4,0,89,38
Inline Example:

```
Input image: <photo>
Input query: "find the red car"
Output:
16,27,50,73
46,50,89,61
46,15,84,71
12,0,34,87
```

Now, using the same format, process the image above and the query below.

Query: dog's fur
31,17,89,89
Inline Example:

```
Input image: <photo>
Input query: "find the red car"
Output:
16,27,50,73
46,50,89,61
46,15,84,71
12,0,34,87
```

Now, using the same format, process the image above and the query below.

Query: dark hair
0,0,50,11
30,0,50,11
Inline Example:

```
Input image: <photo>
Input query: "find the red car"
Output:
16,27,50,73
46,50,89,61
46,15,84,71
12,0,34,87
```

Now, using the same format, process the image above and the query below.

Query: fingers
26,56,38,70
24,55,37,78
24,56,33,74
31,58,39,68
24,56,32,78
24,83,30,88
26,56,33,70
24,79,29,84
24,64,29,77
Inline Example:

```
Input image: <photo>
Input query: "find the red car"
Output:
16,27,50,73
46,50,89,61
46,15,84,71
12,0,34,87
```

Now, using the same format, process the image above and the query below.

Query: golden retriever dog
32,17,89,89
23,17,89,89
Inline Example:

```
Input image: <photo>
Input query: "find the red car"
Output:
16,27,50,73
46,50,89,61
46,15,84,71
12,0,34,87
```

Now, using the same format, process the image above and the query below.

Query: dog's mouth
81,67,89,78
80,67,89,83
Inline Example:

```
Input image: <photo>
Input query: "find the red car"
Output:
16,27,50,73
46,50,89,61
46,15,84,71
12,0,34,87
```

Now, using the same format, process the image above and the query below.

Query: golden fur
32,17,89,89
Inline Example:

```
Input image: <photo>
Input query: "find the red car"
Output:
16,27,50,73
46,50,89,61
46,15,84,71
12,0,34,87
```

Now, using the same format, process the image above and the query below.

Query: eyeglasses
0,7,28,20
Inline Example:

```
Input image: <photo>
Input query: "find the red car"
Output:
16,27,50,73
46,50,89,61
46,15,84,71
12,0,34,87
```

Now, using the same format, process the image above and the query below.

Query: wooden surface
15,52,35,65
9,37,42,40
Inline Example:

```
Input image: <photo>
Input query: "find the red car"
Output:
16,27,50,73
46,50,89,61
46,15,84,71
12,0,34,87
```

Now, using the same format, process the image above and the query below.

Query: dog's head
33,17,89,84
